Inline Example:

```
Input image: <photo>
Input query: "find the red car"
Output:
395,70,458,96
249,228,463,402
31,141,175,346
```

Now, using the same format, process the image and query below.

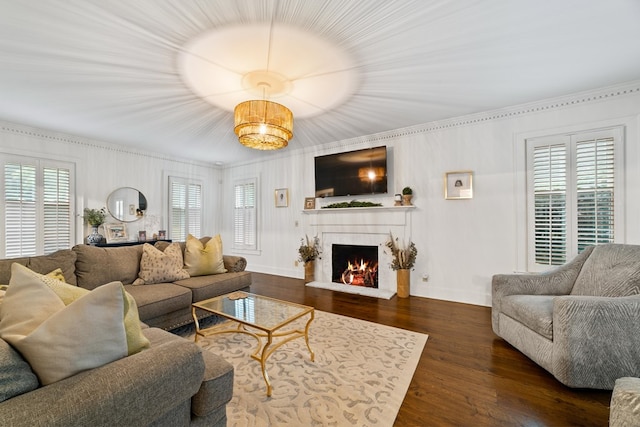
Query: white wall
222,81,640,306
0,121,223,243
3,81,639,307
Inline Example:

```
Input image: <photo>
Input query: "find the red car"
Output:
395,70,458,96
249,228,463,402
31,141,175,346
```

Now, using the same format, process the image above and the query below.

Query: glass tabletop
193,292,313,331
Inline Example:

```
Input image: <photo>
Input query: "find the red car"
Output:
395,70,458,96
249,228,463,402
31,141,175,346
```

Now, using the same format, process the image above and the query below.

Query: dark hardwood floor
249,273,612,427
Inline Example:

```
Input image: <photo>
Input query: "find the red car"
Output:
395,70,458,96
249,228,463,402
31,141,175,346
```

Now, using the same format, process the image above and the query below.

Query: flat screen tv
315,146,388,198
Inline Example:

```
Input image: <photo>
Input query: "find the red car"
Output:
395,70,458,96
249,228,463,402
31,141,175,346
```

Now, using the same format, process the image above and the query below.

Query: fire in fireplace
331,244,378,288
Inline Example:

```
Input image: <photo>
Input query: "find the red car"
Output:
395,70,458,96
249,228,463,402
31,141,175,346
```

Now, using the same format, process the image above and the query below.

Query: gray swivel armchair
492,244,640,389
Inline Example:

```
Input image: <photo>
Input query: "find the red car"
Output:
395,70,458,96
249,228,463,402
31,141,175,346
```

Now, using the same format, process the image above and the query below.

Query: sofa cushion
500,295,555,340
174,271,252,302
132,243,189,285
0,264,148,385
184,234,227,277
0,339,38,402
571,244,640,297
74,244,143,289
0,249,77,286
124,283,192,321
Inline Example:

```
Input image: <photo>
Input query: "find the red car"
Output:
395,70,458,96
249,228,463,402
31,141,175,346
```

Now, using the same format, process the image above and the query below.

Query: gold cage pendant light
234,99,293,150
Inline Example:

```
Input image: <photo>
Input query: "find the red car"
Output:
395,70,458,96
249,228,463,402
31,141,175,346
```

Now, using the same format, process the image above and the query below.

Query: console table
94,240,172,248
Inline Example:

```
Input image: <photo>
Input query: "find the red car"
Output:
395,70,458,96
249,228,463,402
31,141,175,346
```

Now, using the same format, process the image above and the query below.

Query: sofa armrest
223,255,247,272
491,246,594,333
610,377,640,427
0,336,205,427
552,295,640,389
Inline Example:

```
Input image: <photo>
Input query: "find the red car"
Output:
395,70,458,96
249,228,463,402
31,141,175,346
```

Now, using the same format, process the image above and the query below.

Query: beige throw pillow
0,264,149,385
184,234,227,277
133,242,189,285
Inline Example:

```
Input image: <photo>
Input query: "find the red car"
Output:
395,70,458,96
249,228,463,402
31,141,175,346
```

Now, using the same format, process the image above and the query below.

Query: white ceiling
1,0,639,165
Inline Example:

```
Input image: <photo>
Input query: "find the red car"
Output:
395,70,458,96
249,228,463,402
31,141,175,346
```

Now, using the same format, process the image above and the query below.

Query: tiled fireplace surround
303,206,414,299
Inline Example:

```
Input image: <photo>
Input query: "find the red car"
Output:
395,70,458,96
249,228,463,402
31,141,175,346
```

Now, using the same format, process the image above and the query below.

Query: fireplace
302,206,413,299
331,244,378,288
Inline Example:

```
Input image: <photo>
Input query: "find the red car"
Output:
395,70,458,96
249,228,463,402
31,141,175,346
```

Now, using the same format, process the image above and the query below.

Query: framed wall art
444,171,473,200
105,223,129,243
275,188,289,207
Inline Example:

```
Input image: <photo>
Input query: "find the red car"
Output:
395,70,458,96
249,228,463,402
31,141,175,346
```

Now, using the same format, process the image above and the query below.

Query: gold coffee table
191,292,315,396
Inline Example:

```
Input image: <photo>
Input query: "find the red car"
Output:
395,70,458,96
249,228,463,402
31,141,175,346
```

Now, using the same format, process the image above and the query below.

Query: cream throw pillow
184,234,227,276
133,242,189,285
0,264,149,385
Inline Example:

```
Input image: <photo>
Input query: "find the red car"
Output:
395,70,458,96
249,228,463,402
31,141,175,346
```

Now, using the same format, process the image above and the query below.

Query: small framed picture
445,171,473,200
138,230,147,242
275,188,289,207
158,230,166,240
304,197,316,210
105,223,128,243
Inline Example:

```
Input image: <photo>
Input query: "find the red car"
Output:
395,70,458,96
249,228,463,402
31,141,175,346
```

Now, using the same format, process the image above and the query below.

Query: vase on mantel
86,225,103,245
397,268,410,298
304,260,315,283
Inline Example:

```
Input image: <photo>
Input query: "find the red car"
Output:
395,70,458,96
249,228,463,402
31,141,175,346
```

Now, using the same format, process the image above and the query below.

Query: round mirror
106,187,147,223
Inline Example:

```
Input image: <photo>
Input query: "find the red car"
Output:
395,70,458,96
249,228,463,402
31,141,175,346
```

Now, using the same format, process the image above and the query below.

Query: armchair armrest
0,337,205,427
552,295,640,389
491,246,594,333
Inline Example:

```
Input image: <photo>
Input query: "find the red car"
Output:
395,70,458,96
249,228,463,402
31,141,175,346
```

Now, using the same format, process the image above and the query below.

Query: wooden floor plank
248,273,612,426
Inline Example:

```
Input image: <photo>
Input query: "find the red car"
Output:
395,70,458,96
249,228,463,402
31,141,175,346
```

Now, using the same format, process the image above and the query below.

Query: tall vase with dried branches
298,235,321,283
385,232,417,298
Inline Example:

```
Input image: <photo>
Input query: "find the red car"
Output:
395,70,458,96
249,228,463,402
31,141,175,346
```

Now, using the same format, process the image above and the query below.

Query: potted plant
402,186,413,206
385,232,417,298
298,235,321,283
83,207,107,245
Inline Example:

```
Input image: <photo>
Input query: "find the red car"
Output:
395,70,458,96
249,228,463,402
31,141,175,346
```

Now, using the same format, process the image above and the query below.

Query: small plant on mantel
385,232,417,270
83,207,107,227
298,235,321,264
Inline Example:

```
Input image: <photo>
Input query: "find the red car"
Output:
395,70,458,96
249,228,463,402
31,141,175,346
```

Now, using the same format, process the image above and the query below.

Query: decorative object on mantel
445,171,473,199
385,232,417,298
401,187,413,206
323,200,383,209
83,207,106,245
298,235,321,283
394,193,402,206
304,197,315,210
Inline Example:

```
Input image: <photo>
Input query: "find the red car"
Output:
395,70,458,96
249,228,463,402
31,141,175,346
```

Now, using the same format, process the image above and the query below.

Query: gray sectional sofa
0,238,251,426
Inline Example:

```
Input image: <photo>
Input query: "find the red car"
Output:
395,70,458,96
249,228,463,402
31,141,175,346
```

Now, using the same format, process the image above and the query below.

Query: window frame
167,176,203,241
232,176,259,252
0,154,75,257
524,126,624,272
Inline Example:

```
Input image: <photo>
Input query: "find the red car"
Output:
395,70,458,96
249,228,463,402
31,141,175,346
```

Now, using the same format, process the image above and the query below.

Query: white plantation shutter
43,167,71,254
526,128,621,271
2,157,73,257
233,178,257,250
168,177,202,241
532,144,567,266
576,136,615,251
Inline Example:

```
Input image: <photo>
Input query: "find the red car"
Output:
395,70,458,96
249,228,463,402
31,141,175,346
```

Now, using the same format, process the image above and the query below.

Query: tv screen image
314,146,387,198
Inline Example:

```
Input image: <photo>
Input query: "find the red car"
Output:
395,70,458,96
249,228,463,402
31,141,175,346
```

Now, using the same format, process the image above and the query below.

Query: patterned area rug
187,311,428,427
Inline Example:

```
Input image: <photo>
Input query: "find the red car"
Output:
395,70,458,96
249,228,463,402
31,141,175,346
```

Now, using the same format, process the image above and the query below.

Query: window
168,176,202,241
233,178,257,251
1,156,74,257
526,128,622,270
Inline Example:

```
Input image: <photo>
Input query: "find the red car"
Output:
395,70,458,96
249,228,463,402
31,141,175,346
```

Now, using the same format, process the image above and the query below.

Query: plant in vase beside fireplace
385,232,417,298
298,235,322,283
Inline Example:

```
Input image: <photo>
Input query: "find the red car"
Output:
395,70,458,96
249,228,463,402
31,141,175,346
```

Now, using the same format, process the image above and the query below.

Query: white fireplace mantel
302,205,415,298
